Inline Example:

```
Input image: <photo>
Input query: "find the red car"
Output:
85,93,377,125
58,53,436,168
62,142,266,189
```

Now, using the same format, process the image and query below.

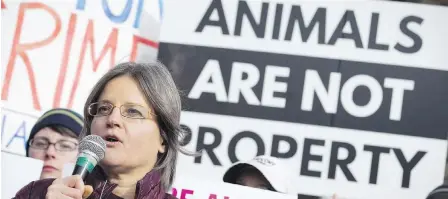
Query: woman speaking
15,62,189,199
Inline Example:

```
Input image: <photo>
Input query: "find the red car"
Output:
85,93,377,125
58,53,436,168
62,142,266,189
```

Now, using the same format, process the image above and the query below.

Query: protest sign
1,0,161,155
158,0,448,198
170,176,297,199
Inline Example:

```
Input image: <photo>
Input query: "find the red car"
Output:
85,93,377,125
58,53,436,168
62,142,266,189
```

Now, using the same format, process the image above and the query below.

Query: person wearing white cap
222,155,293,194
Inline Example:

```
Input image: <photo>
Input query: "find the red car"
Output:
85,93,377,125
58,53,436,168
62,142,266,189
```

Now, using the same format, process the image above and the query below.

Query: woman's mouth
106,136,119,142
105,136,121,147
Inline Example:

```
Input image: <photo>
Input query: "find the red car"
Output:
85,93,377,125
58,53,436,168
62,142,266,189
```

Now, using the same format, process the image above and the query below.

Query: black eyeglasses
88,101,155,119
29,137,78,152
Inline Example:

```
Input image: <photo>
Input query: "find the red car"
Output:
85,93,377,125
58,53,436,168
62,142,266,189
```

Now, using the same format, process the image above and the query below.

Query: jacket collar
86,166,166,198
135,168,164,197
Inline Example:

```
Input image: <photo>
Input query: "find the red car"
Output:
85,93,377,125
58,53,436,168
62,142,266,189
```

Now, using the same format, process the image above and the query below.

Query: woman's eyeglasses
88,101,155,119
29,137,78,152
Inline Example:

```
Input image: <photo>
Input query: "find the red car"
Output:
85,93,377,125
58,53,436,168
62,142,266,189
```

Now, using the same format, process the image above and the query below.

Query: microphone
72,135,106,180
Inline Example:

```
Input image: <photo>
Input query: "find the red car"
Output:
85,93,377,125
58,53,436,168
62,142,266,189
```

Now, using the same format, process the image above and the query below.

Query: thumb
82,185,93,199
63,175,85,192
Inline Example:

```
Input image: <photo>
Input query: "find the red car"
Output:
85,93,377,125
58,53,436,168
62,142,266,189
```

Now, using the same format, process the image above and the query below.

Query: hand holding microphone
46,135,106,199
46,175,86,199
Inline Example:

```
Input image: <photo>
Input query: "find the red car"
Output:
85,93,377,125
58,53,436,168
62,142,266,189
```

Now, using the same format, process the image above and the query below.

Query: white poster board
1,151,44,199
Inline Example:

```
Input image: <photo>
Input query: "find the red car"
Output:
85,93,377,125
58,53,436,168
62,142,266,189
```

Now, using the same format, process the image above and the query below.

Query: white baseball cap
222,155,294,194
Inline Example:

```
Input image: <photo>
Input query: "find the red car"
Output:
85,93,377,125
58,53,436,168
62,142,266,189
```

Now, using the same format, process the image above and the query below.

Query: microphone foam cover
79,135,106,162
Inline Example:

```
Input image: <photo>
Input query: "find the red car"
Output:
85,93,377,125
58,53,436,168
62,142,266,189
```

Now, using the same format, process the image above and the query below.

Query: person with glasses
15,62,191,199
26,108,83,180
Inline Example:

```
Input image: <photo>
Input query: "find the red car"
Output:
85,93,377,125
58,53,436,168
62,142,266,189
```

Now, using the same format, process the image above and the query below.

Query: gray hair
80,61,190,190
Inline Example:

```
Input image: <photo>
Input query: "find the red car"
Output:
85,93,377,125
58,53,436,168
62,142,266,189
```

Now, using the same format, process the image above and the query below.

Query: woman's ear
158,133,166,154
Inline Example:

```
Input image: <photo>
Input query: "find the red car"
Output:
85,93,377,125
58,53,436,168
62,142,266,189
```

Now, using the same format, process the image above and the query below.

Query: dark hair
48,125,78,139
236,165,276,192
80,61,191,190
26,125,79,157
26,108,83,156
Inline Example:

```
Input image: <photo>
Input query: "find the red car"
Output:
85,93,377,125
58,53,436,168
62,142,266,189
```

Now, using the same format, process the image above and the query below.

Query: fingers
71,175,85,193
45,192,76,199
82,185,94,199
62,175,84,189
61,175,85,197
47,184,82,199
46,175,86,199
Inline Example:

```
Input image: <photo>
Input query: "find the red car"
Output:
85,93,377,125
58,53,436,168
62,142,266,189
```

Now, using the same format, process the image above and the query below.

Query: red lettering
53,13,77,108
171,188,178,197
208,194,230,199
180,189,194,199
129,35,158,61
2,0,6,9
1,2,61,110
67,20,118,108
208,194,217,199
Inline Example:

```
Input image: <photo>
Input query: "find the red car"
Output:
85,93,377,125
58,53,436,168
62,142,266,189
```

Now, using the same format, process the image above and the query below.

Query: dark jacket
14,167,177,199
426,184,448,199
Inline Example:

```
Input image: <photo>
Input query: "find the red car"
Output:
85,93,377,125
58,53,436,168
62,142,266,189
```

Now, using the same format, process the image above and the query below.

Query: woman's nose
106,107,123,128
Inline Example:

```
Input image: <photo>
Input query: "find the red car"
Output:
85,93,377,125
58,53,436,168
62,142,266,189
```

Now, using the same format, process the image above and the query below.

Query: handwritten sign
170,175,297,199
1,0,162,154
